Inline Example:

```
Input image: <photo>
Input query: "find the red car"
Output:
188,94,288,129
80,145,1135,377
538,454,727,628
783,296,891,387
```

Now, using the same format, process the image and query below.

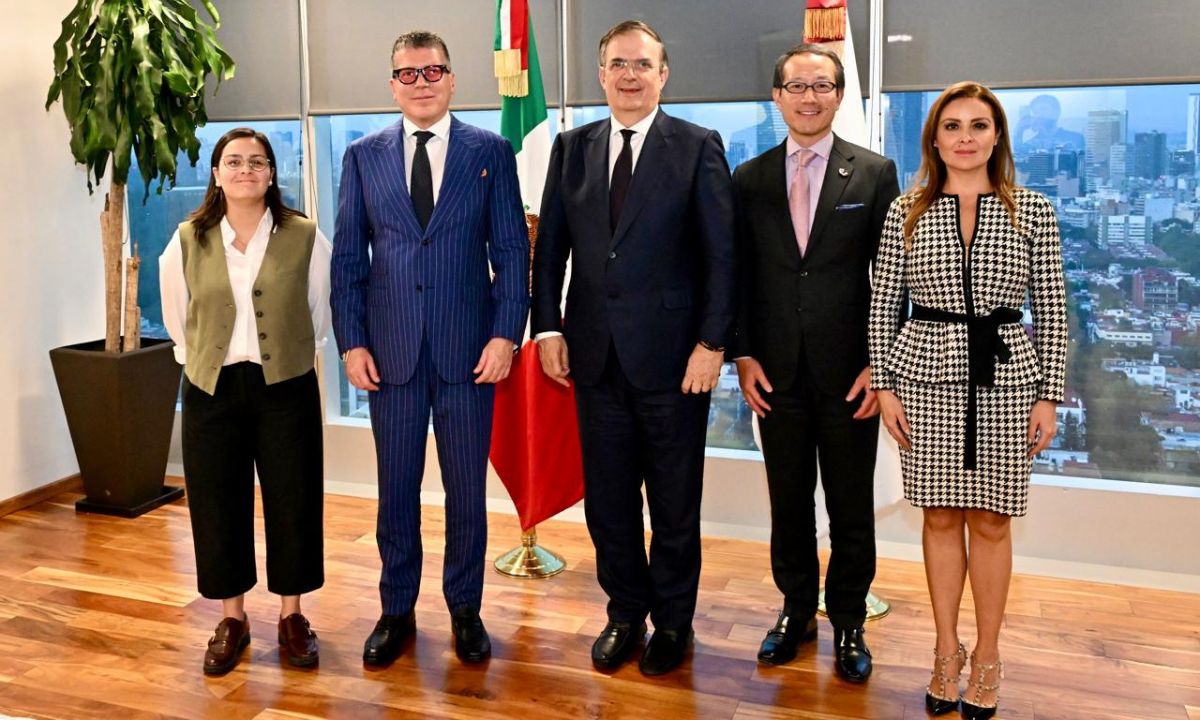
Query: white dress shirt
607,107,659,183
403,112,452,204
159,209,333,367
535,108,661,343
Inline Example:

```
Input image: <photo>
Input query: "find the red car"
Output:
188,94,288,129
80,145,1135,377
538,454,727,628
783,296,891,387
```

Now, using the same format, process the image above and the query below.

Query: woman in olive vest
159,127,331,676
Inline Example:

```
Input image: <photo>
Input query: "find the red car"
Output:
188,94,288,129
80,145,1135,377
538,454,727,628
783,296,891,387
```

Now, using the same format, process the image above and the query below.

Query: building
1086,109,1127,187
1098,214,1149,246
1134,131,1168,180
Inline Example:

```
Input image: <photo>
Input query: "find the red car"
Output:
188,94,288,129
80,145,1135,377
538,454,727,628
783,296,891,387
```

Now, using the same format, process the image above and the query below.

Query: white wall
0,0,107,502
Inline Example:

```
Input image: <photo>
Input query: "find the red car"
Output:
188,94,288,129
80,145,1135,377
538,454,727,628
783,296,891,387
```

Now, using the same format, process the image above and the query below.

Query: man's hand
1027,399,1057,458
877,389,911,450
681,343,724,394
536,335,571,387
734,357,773,417
474,338,516,384
846,366,880,420
344,347,381,392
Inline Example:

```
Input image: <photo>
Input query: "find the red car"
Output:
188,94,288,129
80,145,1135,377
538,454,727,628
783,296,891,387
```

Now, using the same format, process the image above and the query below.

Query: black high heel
960,653,1003,720
925,642,965,715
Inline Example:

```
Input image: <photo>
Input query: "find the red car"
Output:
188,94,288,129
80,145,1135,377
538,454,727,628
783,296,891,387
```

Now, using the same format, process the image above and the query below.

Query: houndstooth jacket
867,188,1067,402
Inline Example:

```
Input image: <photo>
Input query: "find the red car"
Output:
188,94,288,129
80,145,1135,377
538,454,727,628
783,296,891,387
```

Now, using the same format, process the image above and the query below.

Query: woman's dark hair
187,127,304,241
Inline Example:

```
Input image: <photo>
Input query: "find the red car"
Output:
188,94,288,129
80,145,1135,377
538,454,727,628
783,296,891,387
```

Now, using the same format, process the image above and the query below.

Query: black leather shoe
363,612,416,667
757,613,818,665
638,626,693,676
833,626,873,683
451,607,491,663
591,620,647,670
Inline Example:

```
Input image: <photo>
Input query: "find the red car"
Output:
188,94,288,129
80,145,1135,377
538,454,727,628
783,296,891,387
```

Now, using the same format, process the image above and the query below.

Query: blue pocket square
836,202,865,211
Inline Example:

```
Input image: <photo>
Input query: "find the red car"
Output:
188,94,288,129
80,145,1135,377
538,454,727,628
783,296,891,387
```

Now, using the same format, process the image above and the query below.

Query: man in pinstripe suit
331,30,529,666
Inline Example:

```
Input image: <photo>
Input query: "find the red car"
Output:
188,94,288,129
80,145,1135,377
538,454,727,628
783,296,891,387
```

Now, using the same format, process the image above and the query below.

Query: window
885,83,1200,489
129,120,305,341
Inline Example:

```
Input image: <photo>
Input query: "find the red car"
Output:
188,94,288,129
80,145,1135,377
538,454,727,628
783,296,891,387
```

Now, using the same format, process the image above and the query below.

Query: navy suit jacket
531,111,736,391
331,116,529,385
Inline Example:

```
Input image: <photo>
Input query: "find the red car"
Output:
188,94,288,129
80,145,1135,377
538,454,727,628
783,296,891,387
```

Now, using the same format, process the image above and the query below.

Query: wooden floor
0,488,1198,720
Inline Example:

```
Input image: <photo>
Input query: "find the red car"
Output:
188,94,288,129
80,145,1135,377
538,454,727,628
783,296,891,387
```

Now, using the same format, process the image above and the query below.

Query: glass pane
884,83,1200,489
313,110,561,420
128,121,305,341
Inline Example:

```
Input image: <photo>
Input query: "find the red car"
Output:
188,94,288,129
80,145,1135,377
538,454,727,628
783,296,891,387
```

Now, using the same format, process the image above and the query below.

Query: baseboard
0,474,83,518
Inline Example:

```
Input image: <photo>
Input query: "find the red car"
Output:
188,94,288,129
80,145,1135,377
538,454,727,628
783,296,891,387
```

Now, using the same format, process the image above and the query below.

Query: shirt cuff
534,331,563,342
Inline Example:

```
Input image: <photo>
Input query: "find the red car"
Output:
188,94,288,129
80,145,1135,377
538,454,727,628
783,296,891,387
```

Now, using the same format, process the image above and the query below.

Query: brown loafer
278,613,319,667
204,615,250,676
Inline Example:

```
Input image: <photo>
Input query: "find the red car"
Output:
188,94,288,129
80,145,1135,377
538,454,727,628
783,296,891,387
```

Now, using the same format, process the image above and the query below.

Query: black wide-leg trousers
181,363,324,600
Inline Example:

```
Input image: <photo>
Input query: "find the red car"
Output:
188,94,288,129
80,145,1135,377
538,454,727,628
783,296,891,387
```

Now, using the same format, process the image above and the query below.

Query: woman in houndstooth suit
868,82,1067,719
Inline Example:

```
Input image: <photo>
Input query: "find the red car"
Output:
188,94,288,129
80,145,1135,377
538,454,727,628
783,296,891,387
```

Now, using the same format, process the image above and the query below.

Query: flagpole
494,526,567,578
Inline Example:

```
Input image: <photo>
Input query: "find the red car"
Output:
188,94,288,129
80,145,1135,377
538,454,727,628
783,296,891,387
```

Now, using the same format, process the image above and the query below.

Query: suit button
421,239,430,246
416,284,423,291
262,354,271,361
796,307,803,313
609,251,617,259
253,289,262,297
800,271,809,277
216,345,223,350
259,332,267,340
255,310,264,318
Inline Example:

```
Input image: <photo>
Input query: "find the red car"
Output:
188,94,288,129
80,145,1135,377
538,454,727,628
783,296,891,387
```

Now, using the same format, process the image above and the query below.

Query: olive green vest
179,215,317,395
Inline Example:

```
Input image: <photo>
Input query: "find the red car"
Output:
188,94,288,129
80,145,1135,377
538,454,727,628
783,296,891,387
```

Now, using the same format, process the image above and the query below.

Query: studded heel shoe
960,654,1004,720
925,642,966,715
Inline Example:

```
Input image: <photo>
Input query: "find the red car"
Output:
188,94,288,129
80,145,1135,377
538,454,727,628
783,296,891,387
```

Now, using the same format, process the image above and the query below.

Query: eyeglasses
604,58,659,74
778,80,838,95
221,156,271,173
392,64,450,84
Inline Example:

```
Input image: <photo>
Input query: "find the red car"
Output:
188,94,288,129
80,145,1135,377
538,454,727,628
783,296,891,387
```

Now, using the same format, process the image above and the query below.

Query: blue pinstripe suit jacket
331,116,529,385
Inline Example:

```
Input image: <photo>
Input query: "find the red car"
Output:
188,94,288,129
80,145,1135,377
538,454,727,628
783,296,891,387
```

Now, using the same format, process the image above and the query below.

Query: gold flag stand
817,589,891,621
494,526,566,578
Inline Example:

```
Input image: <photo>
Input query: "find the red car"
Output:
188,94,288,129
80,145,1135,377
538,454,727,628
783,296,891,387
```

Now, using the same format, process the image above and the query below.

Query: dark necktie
411,130,435,231
609,129,635,235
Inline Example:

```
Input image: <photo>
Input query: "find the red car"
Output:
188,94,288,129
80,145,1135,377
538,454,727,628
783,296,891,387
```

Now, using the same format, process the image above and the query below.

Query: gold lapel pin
838,167,850,177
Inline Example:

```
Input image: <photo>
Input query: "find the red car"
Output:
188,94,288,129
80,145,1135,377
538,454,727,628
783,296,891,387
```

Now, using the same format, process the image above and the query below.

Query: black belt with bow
909,303,1024,470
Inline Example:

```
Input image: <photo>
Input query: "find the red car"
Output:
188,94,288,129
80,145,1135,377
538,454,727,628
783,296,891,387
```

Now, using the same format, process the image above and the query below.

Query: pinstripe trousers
368,338,493,616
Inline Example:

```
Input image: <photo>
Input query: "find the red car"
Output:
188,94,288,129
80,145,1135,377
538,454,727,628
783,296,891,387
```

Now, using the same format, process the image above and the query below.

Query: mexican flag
494,0,552,213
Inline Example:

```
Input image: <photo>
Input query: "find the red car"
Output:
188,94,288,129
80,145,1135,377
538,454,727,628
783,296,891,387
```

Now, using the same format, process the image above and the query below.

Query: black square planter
49,338,184,517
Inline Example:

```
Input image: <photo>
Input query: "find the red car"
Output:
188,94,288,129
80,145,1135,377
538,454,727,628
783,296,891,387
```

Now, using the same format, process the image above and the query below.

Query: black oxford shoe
363,612,416,667
450,607,491,663
833,626,873,683
757,612,818,665
591,620,647,670
638,626,694,676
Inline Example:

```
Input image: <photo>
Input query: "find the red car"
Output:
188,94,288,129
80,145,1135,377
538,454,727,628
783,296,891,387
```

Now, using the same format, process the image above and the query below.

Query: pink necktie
789,148,817,256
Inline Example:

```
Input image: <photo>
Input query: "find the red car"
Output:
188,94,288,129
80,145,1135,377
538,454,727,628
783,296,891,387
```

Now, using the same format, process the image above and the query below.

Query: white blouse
159,210,333,367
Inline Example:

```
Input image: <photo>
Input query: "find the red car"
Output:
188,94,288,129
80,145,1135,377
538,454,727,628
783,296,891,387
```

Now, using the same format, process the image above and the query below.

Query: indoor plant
45,0,234,516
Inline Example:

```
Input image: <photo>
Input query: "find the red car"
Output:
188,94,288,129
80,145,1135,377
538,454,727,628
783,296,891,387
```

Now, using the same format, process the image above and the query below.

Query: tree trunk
121,253,140,352
101,182,126,352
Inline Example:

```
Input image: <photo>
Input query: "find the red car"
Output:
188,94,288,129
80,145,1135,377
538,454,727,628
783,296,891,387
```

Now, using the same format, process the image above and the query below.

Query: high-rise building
1086,110,1126,188
1186,93,1200,153
1134,131,1168,180
1108,144,1128,188
885,92,925,187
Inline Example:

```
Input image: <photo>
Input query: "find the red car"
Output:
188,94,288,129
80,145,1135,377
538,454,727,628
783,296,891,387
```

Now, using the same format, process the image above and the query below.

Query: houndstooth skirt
895,377,1038,516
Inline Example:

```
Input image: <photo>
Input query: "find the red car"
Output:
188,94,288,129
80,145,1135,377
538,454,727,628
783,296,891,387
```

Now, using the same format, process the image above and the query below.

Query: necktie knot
414,130,434,147
619,129,635,145
795,147,816,168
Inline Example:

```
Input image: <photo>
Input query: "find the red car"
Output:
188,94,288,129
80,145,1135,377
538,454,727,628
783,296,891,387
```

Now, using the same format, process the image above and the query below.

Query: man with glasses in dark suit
531,20,736,677
331,29,528,667
730,44,899,683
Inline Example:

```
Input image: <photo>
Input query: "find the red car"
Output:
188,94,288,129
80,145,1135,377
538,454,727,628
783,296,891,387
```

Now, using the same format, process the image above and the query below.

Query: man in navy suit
531,20,735,676
331,30,528,666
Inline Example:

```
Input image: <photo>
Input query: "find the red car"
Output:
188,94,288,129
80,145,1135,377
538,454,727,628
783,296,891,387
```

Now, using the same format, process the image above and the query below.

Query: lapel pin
480,168,488,178
838,167,850,177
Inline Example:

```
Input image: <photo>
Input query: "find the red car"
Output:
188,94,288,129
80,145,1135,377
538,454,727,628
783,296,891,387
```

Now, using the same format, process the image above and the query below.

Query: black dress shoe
757,613,818,665
591,620,647,670
363,612,416,667
450,607,491,663
833,626,873,683
638,626,693,676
